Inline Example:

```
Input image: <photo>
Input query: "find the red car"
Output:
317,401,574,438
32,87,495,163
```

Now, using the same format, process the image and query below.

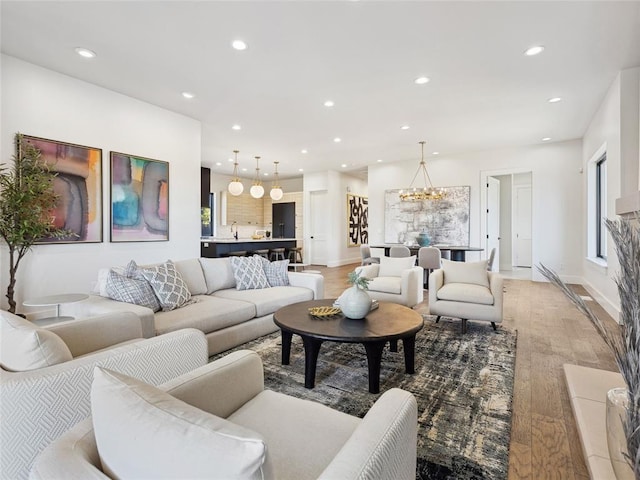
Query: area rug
212,316,517,479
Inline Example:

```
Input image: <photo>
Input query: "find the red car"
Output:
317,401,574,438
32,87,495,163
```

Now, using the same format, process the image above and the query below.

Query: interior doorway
309,190,328,265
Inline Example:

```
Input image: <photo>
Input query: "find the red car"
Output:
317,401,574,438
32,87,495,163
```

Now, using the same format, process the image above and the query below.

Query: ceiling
2,1,640,181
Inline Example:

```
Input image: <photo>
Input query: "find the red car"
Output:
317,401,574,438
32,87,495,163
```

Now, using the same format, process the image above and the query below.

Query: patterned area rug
213,316,517,479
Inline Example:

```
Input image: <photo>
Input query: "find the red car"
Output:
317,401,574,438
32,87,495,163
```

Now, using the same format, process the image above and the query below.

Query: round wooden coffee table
273,299,424,394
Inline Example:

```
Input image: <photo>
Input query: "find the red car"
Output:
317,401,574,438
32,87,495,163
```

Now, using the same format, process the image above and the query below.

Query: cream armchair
31,350,418,480
0,311,208,479
428,259,504,333
356,255,423,308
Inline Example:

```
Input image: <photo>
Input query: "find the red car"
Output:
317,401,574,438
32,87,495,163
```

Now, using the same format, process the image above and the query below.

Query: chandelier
270,161,284,200
249,156,265,199
227,150,244,196
399,141,446,201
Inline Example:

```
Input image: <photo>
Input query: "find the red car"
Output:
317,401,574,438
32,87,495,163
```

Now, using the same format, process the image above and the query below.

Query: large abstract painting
384,186,470,245
110,152,169,242
21,135,103,243
347,194,368,247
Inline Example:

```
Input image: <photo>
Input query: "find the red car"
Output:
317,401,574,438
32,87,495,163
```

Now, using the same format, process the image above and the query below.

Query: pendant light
250,156,264,199
270,161,284,200
399,141,446,201
227,150,244,196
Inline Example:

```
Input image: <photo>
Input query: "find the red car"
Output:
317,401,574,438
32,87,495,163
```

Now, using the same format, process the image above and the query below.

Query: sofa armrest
319,388,418,480
48,312,143,358
59,294,156,338
428,269,444,306
1,329,207,480
288,272,325,299
488,272,504,312
400,266,424,308
162,350,264,419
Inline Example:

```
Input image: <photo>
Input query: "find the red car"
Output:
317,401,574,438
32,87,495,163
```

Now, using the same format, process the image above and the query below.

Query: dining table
371,244,484,262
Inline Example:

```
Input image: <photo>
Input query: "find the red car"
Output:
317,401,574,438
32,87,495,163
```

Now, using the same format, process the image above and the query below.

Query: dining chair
360,244,380,265
418,247,441,288
389,245,411,258
487,248,496,271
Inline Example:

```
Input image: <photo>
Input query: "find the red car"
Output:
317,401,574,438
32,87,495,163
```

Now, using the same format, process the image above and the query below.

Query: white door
309,190,328,265
514,185,532,267
486,177,500,271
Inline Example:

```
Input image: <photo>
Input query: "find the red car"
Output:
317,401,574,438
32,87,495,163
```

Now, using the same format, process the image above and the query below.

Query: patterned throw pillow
230,256,270,290
106,269,161,312
140,260,192,311
256,256,290,287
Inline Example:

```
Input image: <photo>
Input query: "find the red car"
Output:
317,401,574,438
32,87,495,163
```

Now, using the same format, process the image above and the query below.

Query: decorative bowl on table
416,232,431,247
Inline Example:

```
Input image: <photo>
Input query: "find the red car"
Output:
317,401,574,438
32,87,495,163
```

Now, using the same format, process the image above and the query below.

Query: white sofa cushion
214,286,314,317
368,276,402,295
378,255,416,277
199,257,236,293
140,260,192,311
174,258,207,295
230,256,270,290
441,259,489,287
436,283,495,305
0,311,73,371
91,367,266,480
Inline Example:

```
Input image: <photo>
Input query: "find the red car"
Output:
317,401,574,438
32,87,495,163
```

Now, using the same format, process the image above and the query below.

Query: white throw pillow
230,256,270,290
441,259,490,287
91,367,266,480
378,255,416,277
0,311,72,371
140,260,192,311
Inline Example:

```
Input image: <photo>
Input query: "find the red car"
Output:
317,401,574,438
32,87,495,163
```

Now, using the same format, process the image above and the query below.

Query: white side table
23,293,89,327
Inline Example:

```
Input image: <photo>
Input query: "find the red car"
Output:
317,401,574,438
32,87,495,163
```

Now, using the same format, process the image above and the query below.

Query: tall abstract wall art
110,152,169,242
384,186,470,245
22,135,103,243
347,194,368,247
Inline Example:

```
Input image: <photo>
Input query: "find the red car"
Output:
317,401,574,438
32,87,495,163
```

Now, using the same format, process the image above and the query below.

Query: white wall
0,55,202,312
368,140,584,282
582,68,639,320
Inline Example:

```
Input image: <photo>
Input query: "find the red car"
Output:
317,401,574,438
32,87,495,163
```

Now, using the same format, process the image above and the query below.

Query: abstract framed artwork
21,134,103,243
384,186,470,245
347,194,368,247
110,152,169,242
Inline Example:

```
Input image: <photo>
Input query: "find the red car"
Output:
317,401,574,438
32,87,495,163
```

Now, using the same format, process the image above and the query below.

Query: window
595,155,607,260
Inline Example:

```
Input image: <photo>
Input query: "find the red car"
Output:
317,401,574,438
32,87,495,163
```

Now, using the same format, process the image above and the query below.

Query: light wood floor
310,263,618,480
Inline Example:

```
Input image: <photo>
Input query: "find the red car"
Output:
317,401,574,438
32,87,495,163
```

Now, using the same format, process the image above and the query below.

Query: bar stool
269,248,286,261
288,247,303,263
253,249,269,259
227,251,247,257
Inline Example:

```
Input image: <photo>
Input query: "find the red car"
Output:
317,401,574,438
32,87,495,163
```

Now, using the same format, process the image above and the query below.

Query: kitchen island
201,237,298,258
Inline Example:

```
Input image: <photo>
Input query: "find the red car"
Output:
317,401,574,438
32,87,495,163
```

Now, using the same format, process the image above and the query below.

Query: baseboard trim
580,279,621,324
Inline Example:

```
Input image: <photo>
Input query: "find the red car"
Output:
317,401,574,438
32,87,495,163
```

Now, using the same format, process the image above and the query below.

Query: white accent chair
31,350,418,480
428,259,504,333
0,311,208,479
356,255,424,308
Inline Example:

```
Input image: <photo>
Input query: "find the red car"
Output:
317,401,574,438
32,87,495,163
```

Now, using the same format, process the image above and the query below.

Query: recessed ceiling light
301,149,308,154
232,124,241,130
377,159,383,163
401,125,410,130
75,47,96,58
542,137,552,141
324,100,335,107
341,164,347,168
215,162,222,166
414,77,430,85
232,40,247,51
241,167,248,171
334,137,342,143
432,152,440,155
524,45,544,56
298,168,304,172
228,158,234,162
181,92,195,99
263,172,269,176
548,97,562,103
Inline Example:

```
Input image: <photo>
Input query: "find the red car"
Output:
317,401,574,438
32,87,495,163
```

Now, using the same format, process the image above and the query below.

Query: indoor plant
538,216,639,479
0,134,68,313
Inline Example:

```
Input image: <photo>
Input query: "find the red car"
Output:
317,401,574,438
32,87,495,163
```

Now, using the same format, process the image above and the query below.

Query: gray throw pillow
140,260,192,311
256,255,290,287
230,256,270,290
106,262,161,312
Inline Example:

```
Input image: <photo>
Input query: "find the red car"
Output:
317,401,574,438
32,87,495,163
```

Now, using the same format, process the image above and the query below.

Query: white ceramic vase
606,387,635,480
339,285,372,319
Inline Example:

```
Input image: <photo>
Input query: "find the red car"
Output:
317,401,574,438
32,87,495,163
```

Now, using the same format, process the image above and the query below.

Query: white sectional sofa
61,257,324,355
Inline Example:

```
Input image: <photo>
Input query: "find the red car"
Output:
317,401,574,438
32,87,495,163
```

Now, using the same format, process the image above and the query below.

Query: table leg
389,339,398,352
363,341,386,394
301,336,323,389
451,250,465,262
281,330,293,365
402,334,417,374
